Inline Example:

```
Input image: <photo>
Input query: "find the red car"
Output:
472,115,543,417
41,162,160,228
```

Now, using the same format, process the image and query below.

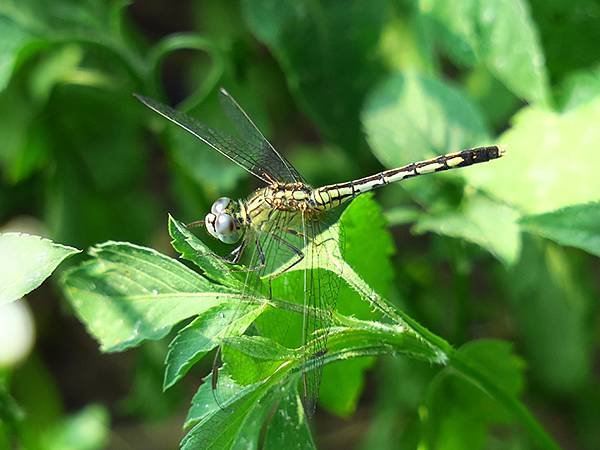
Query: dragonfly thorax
205,197,245,244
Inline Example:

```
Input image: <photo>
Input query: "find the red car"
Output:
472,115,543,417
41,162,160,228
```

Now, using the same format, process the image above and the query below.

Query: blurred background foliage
0,0,599,449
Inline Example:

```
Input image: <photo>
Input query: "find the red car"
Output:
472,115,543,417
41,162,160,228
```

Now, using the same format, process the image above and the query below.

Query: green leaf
242,0,388,150
319,195,393,416
362,75,516,263
465,97,600,214
165,91,248,195
422,340,526,450
263,390,316,450
42,405,109,450
224,336,294,385
528,0,600,83
0,15,37,92
520,202,600,258
28,44,83,103
507,239,593,393
318,358,373,418
44,86,156,247
362,71,489,168
0,83,46,184
182,367,284,450
0,232,80,305
421,0,548,103
0,384,24,427
49,86,145,192
168,215,244,289
0,0,145,84
61,242,238,352
557,64,600,112
415,194,521,265
163,303,265,390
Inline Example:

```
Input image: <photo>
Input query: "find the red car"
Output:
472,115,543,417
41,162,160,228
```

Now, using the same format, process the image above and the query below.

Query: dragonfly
135,88,505,414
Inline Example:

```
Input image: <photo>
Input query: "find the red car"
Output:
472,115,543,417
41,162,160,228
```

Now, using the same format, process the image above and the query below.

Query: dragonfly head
205,197,244,244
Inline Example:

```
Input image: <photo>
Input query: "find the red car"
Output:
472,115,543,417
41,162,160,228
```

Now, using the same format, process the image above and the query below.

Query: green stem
337,258,562,450
147,33,224,110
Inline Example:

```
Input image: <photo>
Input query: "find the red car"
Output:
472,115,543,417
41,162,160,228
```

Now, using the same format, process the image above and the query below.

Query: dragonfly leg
221,237,268,273
268,233,305,278
228,240,247,264
206,244,245,266
231,236,267,273
282,227,333,248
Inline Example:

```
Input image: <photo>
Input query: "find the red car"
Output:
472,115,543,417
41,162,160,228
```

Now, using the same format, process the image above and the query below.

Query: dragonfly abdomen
311,145,505,210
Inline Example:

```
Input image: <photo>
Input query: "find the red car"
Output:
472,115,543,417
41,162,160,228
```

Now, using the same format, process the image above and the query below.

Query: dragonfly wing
300,211,342,414
211,210,301,404
135,93,273,184
218,88,305,184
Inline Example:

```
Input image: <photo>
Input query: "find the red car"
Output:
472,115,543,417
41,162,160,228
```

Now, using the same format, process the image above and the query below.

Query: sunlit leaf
164,304,265,390
42,405,109,450
181,368,279,450
363,71,489,168
319,357,373,418
168,215,244,289
557,64,600,112
0,233,80,305
520,202,600,258
465,97,600,214
224,335,295,385
263,389,316,450
320,195,393,416
421,0,549,103
415,194,521,265
61,242,239,352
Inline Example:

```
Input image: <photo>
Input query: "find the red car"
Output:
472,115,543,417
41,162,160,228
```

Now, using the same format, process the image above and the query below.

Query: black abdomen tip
460,145,505,164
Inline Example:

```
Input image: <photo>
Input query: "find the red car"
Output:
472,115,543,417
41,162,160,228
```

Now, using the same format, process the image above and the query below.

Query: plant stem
337,258,562,450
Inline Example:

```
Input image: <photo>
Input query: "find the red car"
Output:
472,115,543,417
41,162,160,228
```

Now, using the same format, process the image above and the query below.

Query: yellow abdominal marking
416,162,444,174
446,156,465,167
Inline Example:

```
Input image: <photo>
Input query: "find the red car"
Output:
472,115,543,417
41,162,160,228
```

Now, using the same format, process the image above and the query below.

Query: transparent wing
135,93,301,184
218,88,304,184
212,210,301,404
299,211,342,414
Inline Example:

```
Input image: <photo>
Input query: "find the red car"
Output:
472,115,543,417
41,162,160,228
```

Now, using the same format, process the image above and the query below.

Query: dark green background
1,0,600,449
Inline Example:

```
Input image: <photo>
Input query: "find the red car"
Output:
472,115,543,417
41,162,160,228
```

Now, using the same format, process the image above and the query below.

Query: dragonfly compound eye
215,214,241,243
204,213,219,239
211,197,231,215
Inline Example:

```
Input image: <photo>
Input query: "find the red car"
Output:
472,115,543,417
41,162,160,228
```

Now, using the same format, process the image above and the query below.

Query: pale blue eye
215,214,235,235
211,197,231,214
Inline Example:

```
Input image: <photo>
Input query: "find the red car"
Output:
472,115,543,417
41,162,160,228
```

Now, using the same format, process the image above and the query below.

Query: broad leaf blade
465,98,600,214
182,366,286,450
520,202,600,258
320,195,393,416
362,71,489,168
423,0,549,104
263,389,316,450
61,242,239,352
168,215,244,289
0,15,37,92
415,194,521,265
163,303,265,390
242,0,388,150
423,340,526,450
0,232,80,304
